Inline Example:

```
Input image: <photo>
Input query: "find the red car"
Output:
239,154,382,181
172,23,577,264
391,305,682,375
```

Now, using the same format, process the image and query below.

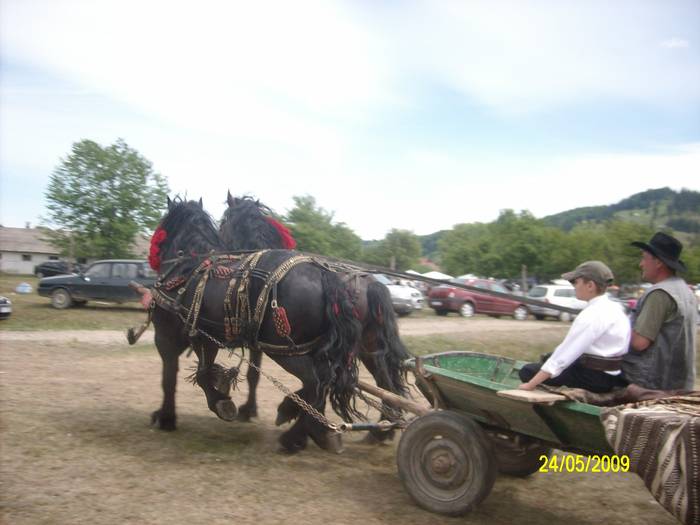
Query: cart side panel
426,374,562,444
413,352,614,454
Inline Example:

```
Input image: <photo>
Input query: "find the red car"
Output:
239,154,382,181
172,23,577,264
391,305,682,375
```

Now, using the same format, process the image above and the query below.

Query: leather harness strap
152,251,331,356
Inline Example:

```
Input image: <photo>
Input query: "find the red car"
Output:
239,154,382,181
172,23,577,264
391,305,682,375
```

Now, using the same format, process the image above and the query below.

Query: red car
428,278,529,320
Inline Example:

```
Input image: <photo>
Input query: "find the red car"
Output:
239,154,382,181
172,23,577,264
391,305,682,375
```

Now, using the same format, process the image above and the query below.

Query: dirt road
0,316,560,343
0,319,677,525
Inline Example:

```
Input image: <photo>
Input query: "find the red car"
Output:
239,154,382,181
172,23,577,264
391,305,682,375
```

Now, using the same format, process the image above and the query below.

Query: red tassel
273,306,291,337
333,303,340,316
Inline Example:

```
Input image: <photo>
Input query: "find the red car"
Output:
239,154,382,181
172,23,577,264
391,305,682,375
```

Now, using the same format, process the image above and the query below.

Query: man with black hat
519,261,631,393
622,232,697,391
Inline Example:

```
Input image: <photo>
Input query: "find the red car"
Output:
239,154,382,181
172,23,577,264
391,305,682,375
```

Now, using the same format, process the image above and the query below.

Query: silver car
373,274,424,316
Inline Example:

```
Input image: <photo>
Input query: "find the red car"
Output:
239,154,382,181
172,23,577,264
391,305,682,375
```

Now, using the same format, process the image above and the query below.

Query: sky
1,0,699,240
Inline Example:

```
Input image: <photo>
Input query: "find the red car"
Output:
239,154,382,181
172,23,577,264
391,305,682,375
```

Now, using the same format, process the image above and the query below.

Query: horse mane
220,195,296,250
151,197,223,271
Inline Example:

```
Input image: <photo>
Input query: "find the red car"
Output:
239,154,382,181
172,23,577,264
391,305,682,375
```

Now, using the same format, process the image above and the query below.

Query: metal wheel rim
460,303,474,317
411,433,474,503
513,307,527,320
53,291,68,307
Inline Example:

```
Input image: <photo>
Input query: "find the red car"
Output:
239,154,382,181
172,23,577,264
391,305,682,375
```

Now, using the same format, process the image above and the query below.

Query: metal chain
185,320,412,433
245,357,341,432
356,389,405,421
193,325,341,432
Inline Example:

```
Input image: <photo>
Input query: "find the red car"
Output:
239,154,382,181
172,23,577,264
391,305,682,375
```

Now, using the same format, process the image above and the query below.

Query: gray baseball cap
561,261,614,287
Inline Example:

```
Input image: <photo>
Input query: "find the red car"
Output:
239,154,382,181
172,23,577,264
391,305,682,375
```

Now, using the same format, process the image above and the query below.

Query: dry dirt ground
0,319,678,525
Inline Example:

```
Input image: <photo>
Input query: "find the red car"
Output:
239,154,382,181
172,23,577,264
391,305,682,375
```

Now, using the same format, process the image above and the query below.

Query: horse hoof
151,410,176,431
275,411,295,426
275,398,300,426
215,399,237,421
325,432,345,454
362,429,395,444
278,433,307,453
237,404,257,422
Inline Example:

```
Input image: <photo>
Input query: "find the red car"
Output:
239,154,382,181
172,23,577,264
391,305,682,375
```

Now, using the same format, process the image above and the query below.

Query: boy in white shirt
519,261,631,393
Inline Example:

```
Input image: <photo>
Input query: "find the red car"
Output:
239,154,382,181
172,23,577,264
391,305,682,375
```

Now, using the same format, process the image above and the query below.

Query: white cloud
1,1,699,238
329,143,700,239
3,0,699,125
661,38,690,49
363,1,700,114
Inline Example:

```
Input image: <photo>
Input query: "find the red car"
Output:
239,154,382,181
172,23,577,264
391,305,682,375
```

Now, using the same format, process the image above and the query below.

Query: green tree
361,229,421,270
285,195,363,259
565,221,655,284
439,211,564,279
43,139,169,259
684,242,700,284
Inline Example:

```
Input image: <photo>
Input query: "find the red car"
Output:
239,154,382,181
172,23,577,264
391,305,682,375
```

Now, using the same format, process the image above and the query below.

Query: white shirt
541,294,631,378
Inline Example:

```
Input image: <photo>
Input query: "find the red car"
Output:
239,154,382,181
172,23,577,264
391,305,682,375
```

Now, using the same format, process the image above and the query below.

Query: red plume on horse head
264,217,296,250
223,191,297,250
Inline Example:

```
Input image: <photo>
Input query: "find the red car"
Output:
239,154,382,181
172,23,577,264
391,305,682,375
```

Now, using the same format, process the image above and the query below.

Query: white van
527,284,587,322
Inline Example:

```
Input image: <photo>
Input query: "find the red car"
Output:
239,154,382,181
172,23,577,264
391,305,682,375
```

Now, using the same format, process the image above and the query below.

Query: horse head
220,192,296,251
149,196,222,273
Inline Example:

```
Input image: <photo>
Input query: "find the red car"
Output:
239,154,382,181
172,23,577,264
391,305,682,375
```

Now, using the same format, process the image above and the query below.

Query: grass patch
404,330,565,362
0,272,147,330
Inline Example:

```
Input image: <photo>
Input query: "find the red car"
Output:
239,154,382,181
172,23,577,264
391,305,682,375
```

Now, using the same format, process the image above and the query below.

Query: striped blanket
600,393,700,525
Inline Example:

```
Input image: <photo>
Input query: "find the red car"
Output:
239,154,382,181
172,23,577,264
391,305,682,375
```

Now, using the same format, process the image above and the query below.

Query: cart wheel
397,411,496,516
487,432,551,477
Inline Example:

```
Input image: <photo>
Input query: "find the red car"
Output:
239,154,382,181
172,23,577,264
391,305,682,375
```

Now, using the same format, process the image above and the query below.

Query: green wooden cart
391,351,615,516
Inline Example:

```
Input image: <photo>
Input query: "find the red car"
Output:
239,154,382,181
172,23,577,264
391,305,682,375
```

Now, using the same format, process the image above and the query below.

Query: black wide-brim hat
631,232,687,273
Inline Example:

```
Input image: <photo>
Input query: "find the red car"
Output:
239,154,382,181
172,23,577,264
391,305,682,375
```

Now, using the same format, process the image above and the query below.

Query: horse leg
152,320,188,431
271,355,343,454
359,330,399,443
192,340,237,422
359,281,411,443
275,391,302,426
237,349,262,422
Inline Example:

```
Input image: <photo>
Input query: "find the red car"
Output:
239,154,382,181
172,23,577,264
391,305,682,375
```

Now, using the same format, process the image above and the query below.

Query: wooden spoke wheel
397,411,496,516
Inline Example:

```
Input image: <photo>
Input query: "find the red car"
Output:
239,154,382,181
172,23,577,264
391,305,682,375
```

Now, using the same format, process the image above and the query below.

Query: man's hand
140,290,153,310
518,382,536,391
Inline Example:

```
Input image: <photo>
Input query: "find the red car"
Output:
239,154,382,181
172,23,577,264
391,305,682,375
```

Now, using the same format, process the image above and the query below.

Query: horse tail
367,280,411,396
321,271,363,422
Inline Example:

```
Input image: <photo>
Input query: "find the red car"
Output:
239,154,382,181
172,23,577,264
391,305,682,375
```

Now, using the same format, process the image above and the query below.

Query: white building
0,226,62,274
0,226,150,275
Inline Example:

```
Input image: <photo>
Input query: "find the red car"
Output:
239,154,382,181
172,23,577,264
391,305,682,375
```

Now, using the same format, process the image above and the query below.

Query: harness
150,250,361,356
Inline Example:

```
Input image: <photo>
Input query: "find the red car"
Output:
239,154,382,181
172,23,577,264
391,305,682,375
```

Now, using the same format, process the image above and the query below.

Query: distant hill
542,187,700,233
415,187,700,262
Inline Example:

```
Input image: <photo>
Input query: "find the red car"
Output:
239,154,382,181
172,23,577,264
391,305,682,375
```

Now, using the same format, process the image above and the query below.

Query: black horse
220,193,410,440
149,197,362,453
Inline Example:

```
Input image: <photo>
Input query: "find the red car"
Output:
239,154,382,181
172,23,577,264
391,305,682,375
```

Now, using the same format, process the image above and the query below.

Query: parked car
373,274,424,316
427,278,529,320
33,260,78,278
0,296,11,320
527,284,587,322
37,259,156,309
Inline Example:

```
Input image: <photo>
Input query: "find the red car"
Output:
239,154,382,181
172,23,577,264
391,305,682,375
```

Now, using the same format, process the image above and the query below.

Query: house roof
0,226,152,257
0,227,58,254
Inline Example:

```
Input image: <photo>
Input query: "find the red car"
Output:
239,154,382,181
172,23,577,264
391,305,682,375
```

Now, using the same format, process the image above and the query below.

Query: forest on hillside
285,191,700,284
